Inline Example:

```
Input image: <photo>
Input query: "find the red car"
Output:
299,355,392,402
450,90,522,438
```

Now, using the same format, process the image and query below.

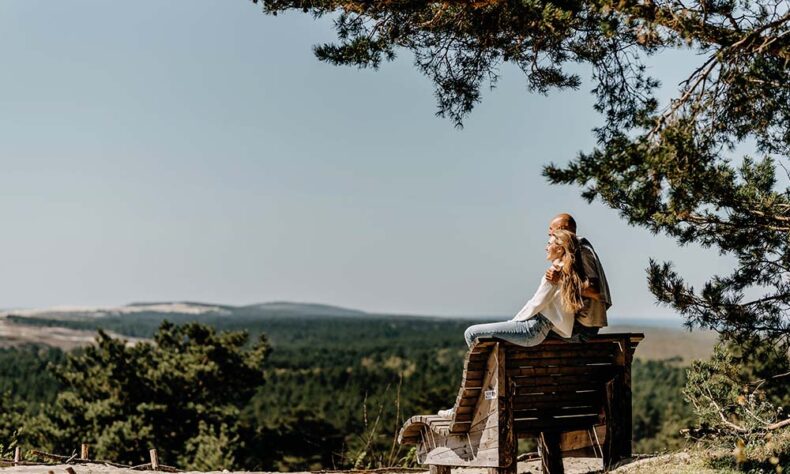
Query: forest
0,313,694,471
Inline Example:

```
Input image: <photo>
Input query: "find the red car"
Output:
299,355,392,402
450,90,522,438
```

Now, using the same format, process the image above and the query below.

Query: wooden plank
450,341,500,434
514,398,603,411
514,415,601,433
459,387,483,398
453,413,473,423
506,365,615,377
508,357,616,368
514,405,601,419
506,342,618,353
511,374,610,387
514,391,603,404
464,370,485,380
515,383,603,395
507,349,617,361
560,425,607,458
459,397,478,407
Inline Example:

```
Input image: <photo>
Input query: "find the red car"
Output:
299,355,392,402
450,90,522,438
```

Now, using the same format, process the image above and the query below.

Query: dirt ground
0,456,685,474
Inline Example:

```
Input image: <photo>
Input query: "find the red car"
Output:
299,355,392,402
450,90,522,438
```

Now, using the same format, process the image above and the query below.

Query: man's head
549,213,577,236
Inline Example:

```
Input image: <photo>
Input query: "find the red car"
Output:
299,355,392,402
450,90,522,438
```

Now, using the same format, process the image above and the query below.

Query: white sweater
511,276,575,338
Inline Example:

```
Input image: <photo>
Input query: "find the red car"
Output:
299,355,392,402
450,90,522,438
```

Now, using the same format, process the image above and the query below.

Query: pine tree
37,323,269,469
252,0,790,429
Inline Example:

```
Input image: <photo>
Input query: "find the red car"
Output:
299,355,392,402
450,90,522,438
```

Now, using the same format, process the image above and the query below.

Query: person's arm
580,246,602,298
512,277,556,321
581,280,602,300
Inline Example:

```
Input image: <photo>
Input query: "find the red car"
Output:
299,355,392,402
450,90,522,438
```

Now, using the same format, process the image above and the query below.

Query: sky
0,1,737,322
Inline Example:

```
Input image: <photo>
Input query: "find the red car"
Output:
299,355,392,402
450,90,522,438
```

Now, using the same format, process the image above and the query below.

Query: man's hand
581,280,602,300
545,266,561,284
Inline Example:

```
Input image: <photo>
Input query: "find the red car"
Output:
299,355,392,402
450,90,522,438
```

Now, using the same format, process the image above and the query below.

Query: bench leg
603,372,631,469
538,432,563,474
430,465,450,474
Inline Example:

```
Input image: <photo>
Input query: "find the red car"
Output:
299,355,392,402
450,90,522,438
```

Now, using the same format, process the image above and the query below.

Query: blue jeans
464,315,552,348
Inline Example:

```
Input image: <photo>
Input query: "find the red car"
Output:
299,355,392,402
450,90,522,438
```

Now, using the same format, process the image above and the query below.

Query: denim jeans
464,314,552,348
550,320,600,343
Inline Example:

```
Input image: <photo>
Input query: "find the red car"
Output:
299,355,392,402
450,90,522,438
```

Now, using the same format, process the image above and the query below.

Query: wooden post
13,446,21,463
488,343,517,474
80,444,89,460
65,468,77,474
602,336,634,469
603,338,632,469
622,336,633,460
429,465,450,474
538,432,563,474
149,449,159,471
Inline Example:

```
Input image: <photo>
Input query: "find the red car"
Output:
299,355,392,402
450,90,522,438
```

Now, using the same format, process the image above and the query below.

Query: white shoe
437,407,455,418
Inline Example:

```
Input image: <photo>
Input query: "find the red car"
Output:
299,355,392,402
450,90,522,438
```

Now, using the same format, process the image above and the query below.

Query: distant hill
239,301,370,318
0,301,377,321
0,301,718,362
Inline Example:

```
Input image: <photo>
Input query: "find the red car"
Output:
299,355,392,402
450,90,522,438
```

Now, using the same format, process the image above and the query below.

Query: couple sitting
439,213,611,418
466,213,611,347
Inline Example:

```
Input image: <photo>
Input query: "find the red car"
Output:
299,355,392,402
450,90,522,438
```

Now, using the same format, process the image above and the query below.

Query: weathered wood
603,372,625,469
80,444,89,461
514,391,603,405
507,365,615,377
622,336,634,461
399,335,643,474
66,468,77,474
464,370,485,380
515,383,603,395
458,397,478,407
514,397,602,411
496,344,516,471
511,374,611,387
515,415,601,433
559,425,606,458
149,449,160,471
509,357,615,367
507,348,617,360
455,405,475,416
538,432,563,474
514,405,601,419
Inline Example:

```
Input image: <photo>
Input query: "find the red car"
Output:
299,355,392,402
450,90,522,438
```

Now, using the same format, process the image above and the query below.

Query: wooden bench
398,333,644,474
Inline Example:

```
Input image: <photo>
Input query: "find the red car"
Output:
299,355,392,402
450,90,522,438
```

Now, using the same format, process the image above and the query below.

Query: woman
437,230,586,418
463,229,586,348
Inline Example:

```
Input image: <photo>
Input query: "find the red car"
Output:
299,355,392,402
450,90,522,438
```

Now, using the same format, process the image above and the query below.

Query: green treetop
36,322,270,470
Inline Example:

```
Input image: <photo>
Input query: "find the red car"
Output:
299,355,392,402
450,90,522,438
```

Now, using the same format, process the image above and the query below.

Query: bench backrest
448,334,643,436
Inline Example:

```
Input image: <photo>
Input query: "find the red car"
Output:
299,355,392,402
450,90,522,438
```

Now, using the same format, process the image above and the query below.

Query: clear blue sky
0,1,735,320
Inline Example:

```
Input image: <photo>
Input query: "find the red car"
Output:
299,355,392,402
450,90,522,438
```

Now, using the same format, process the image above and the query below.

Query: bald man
546,213,611,336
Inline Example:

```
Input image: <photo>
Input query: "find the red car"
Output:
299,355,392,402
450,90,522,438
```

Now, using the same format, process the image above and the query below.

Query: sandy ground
0,316,145,350
0,453,714,474
0,458,637,474
0,317,99,350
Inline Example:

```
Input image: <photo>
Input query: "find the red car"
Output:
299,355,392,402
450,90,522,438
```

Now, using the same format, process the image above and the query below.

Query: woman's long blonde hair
551,229,585,313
